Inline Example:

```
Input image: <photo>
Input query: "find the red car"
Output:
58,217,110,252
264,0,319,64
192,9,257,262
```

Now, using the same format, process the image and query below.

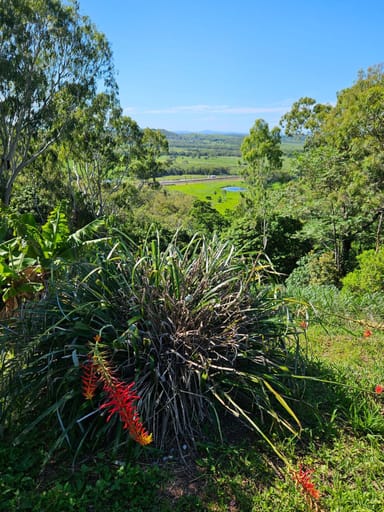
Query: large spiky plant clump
1,231,304,458
106,233,301,451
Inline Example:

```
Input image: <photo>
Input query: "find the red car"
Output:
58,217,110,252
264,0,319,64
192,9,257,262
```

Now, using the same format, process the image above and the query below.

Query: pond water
222,186,246,192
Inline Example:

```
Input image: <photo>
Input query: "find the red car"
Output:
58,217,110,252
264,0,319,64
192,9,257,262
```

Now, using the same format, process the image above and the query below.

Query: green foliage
188,200,229,234
279,96,332,141
129,187,194,234
342,248,384,294
0,0,115,205
227,214,310,276
129,128,169,183
0,443,164,512
0,205,105,317
280,65,384,278
241,119,283,186
9,176,59,223
286,282,384,329
65,93,129,218
1,231,305,461
0,207,69,311
249,435,384,511
166,155,241,176
286,251,340,288
1,205,103,266
2,268,384,510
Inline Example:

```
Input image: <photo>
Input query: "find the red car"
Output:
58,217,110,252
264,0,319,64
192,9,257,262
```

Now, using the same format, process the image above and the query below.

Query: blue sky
78,0,384,133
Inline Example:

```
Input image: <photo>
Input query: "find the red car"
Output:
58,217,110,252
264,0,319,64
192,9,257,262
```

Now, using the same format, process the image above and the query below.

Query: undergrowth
1,231,384,511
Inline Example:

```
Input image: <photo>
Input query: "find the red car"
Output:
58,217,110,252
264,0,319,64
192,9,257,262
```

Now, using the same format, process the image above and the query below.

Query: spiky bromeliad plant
1,231,304,458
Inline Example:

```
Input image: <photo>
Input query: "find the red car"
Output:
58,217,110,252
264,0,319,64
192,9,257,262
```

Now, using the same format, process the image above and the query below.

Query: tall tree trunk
376,211,383,252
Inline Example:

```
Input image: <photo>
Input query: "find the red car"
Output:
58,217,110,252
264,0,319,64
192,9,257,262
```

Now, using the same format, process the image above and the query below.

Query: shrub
342,248,384,294
226,214,311,276
188,199,229,234
286,251,339,288
1,231,305,460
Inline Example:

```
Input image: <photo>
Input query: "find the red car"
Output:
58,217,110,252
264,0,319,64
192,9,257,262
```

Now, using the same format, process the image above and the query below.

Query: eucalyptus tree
240,119,283,250
280,65,384,277
129,128,169,185
65,95,169,219
279,97,332,145
240,119,283,187
0,0,116,206
65,93,126,218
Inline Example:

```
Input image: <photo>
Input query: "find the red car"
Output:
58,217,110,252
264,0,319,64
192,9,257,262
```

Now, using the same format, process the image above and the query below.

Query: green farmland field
160,132,303,177
167,155,242,175
167,178,247,214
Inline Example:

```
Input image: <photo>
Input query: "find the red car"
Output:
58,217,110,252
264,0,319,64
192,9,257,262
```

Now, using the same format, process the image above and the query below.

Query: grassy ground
166,178,247,214
1,320,383,511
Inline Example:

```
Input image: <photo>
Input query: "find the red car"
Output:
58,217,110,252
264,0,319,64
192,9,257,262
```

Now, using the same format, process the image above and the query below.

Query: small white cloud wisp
142,104,289,115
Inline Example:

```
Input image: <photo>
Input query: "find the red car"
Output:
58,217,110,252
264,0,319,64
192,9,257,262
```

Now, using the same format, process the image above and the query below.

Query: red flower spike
100,379,138,424
299,320,308,330
81,360,99,400
363,329,372,338
375,384,384,394
292,465,321,501
82,337,153,446
100,379,153,445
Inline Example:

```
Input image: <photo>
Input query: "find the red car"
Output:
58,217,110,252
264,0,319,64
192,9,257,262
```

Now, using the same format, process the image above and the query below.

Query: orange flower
375,384,384,394
128,414,153,446
299,320,308,330
292,465,320,501
363,329,372,338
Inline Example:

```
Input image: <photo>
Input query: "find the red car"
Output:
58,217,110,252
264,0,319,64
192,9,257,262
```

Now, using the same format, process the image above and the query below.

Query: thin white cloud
143,104,290,115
